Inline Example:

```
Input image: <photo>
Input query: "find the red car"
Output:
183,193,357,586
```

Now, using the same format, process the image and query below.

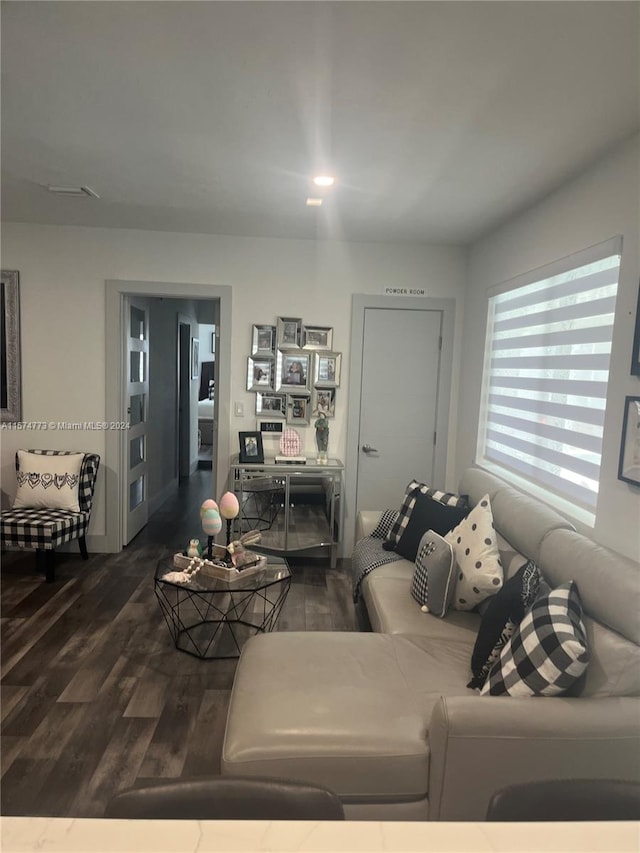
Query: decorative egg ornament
201,508,222,537
219,491,240,520
200,498,218,518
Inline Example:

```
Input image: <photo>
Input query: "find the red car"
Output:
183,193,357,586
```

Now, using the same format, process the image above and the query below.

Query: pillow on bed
13,450,84,513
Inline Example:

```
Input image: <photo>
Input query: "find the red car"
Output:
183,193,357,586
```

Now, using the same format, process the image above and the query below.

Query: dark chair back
487,779,640,821
104,776,345,821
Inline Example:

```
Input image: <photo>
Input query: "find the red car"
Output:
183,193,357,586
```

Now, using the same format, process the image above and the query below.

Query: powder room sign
383,286,427,297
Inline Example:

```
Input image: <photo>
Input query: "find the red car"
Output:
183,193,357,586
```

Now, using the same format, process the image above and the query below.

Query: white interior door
356,306,443,514
124,297,150,544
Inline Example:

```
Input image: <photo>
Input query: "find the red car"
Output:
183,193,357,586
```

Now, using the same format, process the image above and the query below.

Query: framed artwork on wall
191,338,200,379
618,396,640,486
247,357,274,392
276,350,310,392
312,387,336,418
0,269,21,423
313,351,341,387
252,324,276,358
302,325,333,351
239,431,264,464
256,392,286,417
631,281,640,375
276,316,302,349
286,394,311,425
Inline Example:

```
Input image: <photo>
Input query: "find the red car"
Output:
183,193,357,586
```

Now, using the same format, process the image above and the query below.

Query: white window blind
477,237,622,523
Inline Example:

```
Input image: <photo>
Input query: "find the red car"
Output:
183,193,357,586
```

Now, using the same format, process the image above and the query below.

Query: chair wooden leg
78,536,89,560
36,549,56,583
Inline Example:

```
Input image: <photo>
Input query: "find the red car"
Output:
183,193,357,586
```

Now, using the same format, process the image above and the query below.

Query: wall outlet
234,401,245,417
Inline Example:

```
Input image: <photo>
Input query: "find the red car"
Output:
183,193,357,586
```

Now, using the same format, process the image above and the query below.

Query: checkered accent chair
1,450,100,583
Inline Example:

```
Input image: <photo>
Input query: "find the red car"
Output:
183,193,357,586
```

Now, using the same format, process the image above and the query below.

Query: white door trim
105,279,232,552
344,294,456,557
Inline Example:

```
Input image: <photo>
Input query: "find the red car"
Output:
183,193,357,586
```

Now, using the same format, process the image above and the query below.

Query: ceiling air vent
46,185,100,199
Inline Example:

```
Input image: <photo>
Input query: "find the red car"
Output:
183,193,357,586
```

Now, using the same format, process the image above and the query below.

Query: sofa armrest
355,511,385,541
428,694,640,821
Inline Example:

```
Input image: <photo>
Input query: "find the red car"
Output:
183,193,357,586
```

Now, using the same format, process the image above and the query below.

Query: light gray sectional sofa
221,467,640,820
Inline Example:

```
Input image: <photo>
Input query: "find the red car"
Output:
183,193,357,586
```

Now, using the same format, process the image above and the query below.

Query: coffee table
154,555,291,659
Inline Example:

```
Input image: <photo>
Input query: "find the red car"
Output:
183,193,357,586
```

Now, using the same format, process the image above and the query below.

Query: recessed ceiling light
46,185,100,198
312,176,335,187
306,198,323,207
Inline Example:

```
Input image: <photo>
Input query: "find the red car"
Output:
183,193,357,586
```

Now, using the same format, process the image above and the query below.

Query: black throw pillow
468,560,541,690
393,492,469,562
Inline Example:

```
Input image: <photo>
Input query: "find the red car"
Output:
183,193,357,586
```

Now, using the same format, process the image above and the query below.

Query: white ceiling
2,1,638,246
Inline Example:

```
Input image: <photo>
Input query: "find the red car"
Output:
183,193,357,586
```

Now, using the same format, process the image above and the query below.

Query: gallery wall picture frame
276,316,302,349
276,349,311,392
618,396,640,486
252,324,276,358
286,394,311,425
239,431,265,464
313,351,341,387
631,281,640,376
256,392,286,417
302,325,333,351
312,387,336,418
191,338,200,379
0,270,21,423
247,357,274,392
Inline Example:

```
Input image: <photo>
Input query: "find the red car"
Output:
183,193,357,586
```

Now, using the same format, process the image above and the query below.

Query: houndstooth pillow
411,531,456,618
481,581,589,697
386,481,468,546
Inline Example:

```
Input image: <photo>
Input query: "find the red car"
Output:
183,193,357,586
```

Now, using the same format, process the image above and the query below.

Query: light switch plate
234,401,244,417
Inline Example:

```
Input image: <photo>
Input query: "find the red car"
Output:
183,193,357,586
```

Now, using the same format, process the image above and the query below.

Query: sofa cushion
386,481,468,548
482,582,589,697
446,495,503,611
410,531,456,617
468,560,541,690
222,631,472,800
362,566,481,641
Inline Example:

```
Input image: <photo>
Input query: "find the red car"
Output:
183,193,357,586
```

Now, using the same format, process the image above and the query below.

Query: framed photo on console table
239,431,264,464
618,396,640,486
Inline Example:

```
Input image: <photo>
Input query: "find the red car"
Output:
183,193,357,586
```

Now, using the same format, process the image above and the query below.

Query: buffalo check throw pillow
481,581,589,697
386,481,468,547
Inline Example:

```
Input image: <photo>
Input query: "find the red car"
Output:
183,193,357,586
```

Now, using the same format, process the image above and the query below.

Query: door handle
361,444,378,454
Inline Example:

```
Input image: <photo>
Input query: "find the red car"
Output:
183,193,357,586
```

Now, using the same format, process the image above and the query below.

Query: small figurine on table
314,411,329,464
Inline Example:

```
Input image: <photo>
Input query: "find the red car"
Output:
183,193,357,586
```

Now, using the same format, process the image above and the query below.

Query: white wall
0,224,466,549
458,135,640,561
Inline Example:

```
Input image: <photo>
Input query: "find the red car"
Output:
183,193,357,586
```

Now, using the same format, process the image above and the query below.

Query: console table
230,456,343,567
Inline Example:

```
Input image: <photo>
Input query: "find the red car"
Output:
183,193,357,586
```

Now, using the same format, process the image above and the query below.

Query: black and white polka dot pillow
445,494,503,611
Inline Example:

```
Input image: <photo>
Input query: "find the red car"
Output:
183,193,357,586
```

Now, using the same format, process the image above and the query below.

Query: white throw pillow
446,494,503,611
13,451,84,513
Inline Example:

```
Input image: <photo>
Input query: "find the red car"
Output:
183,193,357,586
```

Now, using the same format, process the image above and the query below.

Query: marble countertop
2,818,639,853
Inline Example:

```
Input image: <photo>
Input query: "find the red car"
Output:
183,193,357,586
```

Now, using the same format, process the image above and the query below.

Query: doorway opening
105,280,232,554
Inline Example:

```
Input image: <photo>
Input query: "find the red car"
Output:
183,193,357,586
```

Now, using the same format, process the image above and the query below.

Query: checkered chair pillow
386,481,468,546
1,450,100,551
481,581,589,697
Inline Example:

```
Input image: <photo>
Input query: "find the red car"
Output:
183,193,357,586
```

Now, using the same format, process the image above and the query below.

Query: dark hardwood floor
0,470,357,817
